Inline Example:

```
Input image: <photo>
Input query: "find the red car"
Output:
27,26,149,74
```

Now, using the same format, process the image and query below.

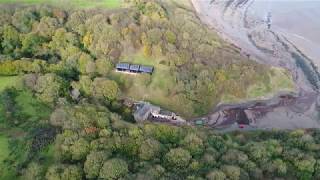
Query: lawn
15,90,52,123
0,76,20,92
0,135,9,164
110,51,195,118
220,67,295,104
0,135,14,180
0,0,123,9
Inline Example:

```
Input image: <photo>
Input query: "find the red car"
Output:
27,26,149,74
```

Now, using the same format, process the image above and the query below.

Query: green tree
139,138,162,161
95,58,113,76
99,159,129,180
66,10,86,35
73,75,93,96
264,159,287,177
164,148,191,170
1,25,20,54
70,138,90,161
146,28,162,45
34,73,64,104
247,142,269,164
78,53,94,74
93,78,119,101
221,149,248,166
164,30,176,44
145,124,183,144
24,162,43,180
12,8,37,33
294,155,316,179
45,165,62,180
221,165,241,180
182,133,204,156
61,165,83,180
21,33,45,56
33,16,59,38
84,151,110,179
206,170,227,180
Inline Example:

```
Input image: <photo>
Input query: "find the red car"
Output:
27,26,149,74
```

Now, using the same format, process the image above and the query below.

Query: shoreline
191,0,320,92
190,0,320,130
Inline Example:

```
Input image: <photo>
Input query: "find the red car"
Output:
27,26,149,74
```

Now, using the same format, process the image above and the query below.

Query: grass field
0,86,50,179
0,0,123,9
0,135,9,164
222,67,295,103
0,76,20,92
0,135,13,180
15,90,52,122
110,51,195,117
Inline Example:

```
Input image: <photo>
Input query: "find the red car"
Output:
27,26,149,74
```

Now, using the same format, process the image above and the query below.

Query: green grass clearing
111,51,195,118
0,135,9,164
221,67,295,103
0,76,20,92
0,0,123,9
15,90,52,123
0,135,14,180
247,67,295,99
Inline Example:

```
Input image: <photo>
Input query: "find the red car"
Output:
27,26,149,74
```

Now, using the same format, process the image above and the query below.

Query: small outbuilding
129,64,140,73
116,63,130,71
133,102,160,122
115,63,154,74
195,119,204,126
152,109,176,120
139,65,154,74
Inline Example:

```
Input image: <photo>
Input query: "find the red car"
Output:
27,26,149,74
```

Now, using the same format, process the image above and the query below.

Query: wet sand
191,0,320,129
250,0,320,67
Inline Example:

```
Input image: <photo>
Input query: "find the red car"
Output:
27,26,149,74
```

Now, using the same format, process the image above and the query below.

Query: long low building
116,63,154,74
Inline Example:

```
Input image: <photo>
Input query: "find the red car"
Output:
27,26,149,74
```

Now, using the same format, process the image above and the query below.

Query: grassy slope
110,51,195,116
0,0,122,9
222,67,295,103
0,76,51,179
0,76,20,92
0,135,13,180
0,136,9,163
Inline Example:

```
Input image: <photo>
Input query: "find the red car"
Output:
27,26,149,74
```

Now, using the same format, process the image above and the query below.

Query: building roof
134,102,160,121
195,120,204,125
130,64,140,71
116,63,130,70
139,65,154,73
159,110,173,116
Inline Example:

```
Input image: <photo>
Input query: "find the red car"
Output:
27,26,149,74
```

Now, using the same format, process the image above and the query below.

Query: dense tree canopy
0,0,286,117
0,1,313,180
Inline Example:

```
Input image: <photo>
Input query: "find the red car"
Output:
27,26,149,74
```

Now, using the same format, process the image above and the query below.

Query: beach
191,0,320,129
192,0,320,91
250,0,320,67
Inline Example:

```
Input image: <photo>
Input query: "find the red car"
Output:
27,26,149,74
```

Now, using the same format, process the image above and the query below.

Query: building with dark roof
129,64,140,73
133,102,160,122
116,63,130,71
139,65,154,74
115,63,154,74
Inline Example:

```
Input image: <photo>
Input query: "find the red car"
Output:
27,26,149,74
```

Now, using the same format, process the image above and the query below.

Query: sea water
250,0,320,64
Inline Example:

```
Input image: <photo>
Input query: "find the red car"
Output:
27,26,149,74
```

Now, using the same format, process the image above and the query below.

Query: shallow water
250,0,320,63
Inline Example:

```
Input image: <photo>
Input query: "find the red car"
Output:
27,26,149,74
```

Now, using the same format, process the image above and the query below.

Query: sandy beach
192,0,320,92
191,0,320,129
250,0,320,67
